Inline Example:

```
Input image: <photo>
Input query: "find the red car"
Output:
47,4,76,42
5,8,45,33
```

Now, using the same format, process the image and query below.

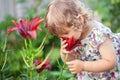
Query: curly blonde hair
45,0,93,36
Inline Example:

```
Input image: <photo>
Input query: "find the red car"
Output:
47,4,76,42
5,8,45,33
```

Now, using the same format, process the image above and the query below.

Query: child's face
58,25,82,40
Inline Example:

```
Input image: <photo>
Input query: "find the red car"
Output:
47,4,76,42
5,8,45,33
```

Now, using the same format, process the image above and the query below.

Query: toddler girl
45,0,120,79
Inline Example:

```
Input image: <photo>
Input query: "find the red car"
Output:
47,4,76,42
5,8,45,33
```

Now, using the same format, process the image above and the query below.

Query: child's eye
64,32,68,34
64,31,69,34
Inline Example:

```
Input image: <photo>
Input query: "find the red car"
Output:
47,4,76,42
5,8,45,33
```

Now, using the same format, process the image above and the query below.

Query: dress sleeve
89,23,113,48
92,28,106,47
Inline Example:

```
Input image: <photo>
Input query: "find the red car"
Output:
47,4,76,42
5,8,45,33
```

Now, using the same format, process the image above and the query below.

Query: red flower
7,17,44,39
61,36,82,51
34,58,52,73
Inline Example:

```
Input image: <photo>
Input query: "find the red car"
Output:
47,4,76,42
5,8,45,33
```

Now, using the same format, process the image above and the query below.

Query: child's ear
74,26,82,32
76,15,84,24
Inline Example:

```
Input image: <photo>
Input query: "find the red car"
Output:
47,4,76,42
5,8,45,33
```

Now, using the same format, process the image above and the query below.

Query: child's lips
61,36,82,51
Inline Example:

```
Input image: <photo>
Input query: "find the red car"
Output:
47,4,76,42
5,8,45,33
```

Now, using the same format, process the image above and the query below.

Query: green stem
30,54,34,80
1,35,8,71
35,45,44,57
21,52,30,67
36,34,48,52
1,52,8,71
3,35,7,52
29,39,33,49
24,39,28,50
30,70,32,80
37,74,39,80
57,54,68,80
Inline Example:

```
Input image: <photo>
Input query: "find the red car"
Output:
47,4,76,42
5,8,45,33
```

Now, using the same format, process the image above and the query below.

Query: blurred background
0,0,120,80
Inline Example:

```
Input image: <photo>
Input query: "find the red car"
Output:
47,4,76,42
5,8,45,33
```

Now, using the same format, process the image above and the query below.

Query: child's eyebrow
63,31,69,34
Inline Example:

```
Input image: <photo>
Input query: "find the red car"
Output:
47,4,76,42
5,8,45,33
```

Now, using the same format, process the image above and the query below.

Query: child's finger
66,61,73,65
71,71,76,74
62,43,68,48
61,43,67,50
69,68,75,73
69,68,77,74
61,40,67,45
67,64,74,69
62,49,70,54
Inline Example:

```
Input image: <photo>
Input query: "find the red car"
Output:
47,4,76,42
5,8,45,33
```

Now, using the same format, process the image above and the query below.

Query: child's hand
66,59,84,74
60,38,78,62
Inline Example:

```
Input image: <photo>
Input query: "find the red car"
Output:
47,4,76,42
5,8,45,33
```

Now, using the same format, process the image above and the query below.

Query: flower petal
61,36,82,51
20,20,29,31
7,27,18,35
67,36,74,50
34,58,52,73
19,30,29,38
34,58,42,66
37,27,42,32
12,20,19,27
27,30,36,39
32,18,44,30
29,16,40,29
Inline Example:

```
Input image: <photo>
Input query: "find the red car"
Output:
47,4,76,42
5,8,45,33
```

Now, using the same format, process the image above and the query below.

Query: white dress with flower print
74,21,120,80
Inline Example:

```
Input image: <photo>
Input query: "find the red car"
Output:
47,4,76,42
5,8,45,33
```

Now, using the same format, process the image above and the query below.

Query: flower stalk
1,52,8,71
35,34,48,57
57,53,68,80
1,35,8,71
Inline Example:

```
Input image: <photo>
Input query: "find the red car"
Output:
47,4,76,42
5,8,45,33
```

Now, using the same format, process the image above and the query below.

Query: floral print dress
74,21,120,80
